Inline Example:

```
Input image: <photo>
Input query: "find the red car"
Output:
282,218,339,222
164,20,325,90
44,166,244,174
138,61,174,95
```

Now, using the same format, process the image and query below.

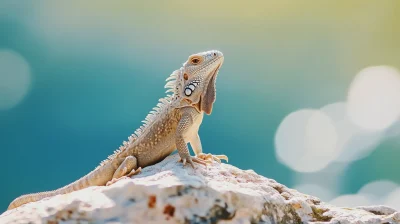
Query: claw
106,176,130,186
106,180,114,186
214,154,229,162
127,167,142,177
196,153,228,163
187,159,195,168
106,167,141,186
194,155,213,164
213,156,221,163
179,156,209,169
191,157,207,166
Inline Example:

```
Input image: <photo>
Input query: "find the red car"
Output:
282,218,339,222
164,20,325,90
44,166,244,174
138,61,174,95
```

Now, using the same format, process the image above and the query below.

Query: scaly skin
8,50,228,210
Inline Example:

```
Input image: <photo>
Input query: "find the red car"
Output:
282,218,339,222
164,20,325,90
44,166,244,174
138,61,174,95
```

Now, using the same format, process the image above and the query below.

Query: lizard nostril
213,53,217,57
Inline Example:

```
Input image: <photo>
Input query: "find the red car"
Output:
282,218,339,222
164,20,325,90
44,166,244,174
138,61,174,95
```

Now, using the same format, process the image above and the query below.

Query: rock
1,154,399,224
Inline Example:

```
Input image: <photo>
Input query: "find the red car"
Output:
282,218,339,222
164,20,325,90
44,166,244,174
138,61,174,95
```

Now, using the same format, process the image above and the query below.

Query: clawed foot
196,153,228,163
179,153,229,169
126,167,142,177
179,156,211,168
106,176,129,186
106,167,142,186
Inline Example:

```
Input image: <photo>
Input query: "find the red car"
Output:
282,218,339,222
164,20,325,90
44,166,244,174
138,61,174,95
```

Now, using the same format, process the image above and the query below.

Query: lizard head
179,50,224,115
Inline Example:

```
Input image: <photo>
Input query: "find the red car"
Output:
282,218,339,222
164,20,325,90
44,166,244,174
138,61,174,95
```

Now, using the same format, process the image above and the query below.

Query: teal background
1,1,400,211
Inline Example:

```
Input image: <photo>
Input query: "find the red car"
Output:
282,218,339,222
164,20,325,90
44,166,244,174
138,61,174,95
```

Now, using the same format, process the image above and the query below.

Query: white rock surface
1,154,399,224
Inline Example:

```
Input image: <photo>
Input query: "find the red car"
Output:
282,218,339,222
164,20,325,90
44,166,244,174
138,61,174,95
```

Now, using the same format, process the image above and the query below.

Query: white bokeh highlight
320,102,382,163
329,194,373,207
275,66,400,173
347,66,400,131
275,109,338,172
0,50,31,110
292,162,350,204
329,180,400,209
384,188,400,211
358,180,398,203
274,62,400,208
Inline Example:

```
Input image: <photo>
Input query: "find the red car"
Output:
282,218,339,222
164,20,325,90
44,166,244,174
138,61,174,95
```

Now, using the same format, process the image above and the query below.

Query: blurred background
1,0,400,211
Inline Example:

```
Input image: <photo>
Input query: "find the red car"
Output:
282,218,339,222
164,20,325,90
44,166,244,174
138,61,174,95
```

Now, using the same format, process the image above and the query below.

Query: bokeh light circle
328,180,399,208
384,188,400,211
275,109,338,172
347,66,400,131
329,194,373,207
320,102,382,163
358,180,398,203
0,50,31,110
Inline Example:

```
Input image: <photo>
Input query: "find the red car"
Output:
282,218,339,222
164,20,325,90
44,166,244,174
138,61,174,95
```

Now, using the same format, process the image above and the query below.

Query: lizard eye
184,73,188,80
191,58,200,64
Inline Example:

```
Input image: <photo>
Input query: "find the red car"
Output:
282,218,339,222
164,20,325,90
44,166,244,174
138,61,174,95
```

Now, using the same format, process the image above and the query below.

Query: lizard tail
7,190,60,210
7,170,99,210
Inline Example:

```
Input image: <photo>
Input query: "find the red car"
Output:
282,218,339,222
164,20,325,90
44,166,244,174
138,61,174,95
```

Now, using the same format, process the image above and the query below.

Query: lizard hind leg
106,156,141,186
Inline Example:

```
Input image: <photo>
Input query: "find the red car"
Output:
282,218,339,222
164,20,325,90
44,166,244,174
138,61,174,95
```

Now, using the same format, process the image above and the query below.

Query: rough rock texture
1,154,399,224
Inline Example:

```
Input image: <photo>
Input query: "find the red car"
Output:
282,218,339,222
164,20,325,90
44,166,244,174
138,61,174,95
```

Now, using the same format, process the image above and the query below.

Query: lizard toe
127,167,142,177
106,176,131,186
191,157,208,166
214,154,229,162
197,153,228,163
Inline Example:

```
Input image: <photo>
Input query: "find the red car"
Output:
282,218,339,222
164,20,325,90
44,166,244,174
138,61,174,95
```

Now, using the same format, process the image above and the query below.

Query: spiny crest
97,68,184,168
97,134,137,168
165,68,184,96
133,68,183,137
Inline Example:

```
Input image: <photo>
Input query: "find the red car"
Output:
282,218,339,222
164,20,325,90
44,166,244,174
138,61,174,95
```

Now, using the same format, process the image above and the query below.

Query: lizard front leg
106,156,141,186
176,112,208,168
190,134,228,163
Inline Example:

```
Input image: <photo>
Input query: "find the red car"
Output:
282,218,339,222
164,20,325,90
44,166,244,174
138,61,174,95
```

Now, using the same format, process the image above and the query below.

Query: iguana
8,50,228,210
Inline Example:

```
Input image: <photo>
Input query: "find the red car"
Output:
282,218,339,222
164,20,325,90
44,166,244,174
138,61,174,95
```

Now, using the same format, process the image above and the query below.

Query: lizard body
8,50,227,210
